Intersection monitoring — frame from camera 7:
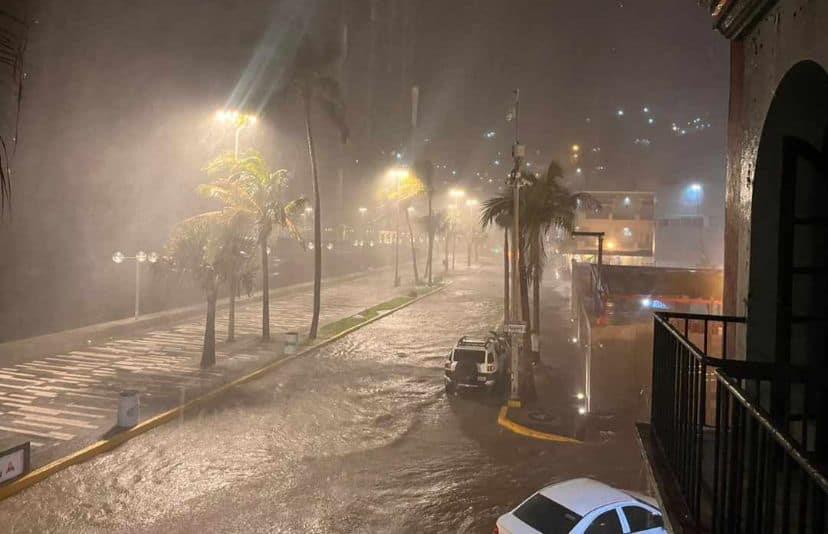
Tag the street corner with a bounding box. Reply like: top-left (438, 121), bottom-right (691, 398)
top-left (497, 404), bottom-right (582, 444)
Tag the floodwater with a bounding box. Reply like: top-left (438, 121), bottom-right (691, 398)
top-left (0, 265), bottom-right (646, 533)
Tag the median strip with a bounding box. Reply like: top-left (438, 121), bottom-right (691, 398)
top-left (0, 282), bottom-right (449, 502)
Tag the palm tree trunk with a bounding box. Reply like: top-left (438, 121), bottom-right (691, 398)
top-left (260, 239), bottom-right (270, 341)
top-left (520, 260), bottom-right (531, 329)
top-left (504, 228), bottom-right (510, 322)
top-left (227, 276), bottom-right (237, 342)
top-left (394, 203), bottom-right (401, 287)
top-left (303, 92), bottom-right (322, 339)
top-left (533, 267), bottom-right (540, 354)
top-left (201, 287), bottom-right (217, 368)
top-left (533, 235), bottom-right (542, 342)
top-left (405, 207), bottom-right (419, 284)
top-left (426, 190), bottom-right (433, 286)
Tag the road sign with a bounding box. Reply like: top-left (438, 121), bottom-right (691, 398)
top-left (504, 322), bottom-right (526, 335)
top-left (0, 442), bottom-right (30, 485)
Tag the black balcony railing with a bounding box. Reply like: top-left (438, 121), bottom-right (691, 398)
top-left (649, 311), bottom-right (828, 533)
top-left (713, 371), bottom-right (827, 533)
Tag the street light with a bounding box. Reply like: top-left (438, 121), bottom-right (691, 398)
top-left (112, 250), bottom-right (158, 319)
top-left (214, 109), bottom-right (257, 158)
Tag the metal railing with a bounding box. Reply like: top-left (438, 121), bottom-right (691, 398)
top-left (650, 311), bottom-right (828, 532)
top-left (713, 371), bottom-right (828, 533)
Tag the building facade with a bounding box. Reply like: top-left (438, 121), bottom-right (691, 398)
top-left (712, 0), bottom-right (828, 365)
top-left (571, 191), bottom-right (656, 265)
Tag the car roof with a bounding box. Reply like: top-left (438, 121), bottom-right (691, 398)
top-left (537, 478), bottom-right (633, 516)
top-left (456, 337), bottom-right (489, 347)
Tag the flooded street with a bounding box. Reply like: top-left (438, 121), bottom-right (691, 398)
top-left (1, 265), bottom-right (645, 533)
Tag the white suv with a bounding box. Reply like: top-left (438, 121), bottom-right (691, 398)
top-left (444, 334), bottom-right (507, 395)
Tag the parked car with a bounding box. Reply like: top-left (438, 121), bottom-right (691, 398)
top-left (444, 333), bottom-right (508, 395)
top-left (495, 478), bottom-right (665, 534)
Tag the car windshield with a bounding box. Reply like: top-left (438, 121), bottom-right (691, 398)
top-left (513, 493), bottom-right (582, 533)
top-left (453, 348), bottom-right (487, 364)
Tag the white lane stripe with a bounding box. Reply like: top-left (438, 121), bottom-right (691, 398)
top-left (0, 425), bottom-right (73, 441)
top-left (7, 412), bottom-right (98, 429)
top-left (2, 402), bottom-right (105, 419)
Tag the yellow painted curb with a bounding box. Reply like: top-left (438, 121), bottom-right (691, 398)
top-left (497, 406), bottom-right (582, 444)
top-left (0, 282), bottom-right (450, 502)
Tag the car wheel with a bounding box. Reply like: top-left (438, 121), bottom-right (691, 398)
top-left (445, 381), bottom-right (456, 395)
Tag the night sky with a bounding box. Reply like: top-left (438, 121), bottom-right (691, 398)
top-left (0, 0), bottom-right (729, 339)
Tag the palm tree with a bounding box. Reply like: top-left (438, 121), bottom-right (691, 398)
top-left (382, 170), bottom-right (425, 285)
top-left (212, 215), bottom-right (257, 342)
top-left (495, 211), bottom-right (511, 323)
top-left (285, 35), bottom-right (349, 340)
top-left (413, 159), bottom-right (435, 285)
top-left (162, 214), bottom-right (226, 368)
top-left (0, 7), bottom-right (30, 214)
top-left (201, 150), bottom-right (305, 342)
top-left (482, 162), bottom-right (597, 343)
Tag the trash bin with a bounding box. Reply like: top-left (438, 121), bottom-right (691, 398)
top-left (284, 331), bottom-right (299, 354)
top-left (117, 390), bottom-right (140, 427)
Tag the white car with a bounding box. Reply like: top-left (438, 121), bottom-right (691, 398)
top-left (495, 478), bottom-right (666, 534)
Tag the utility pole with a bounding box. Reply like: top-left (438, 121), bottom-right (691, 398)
top-left (507, 89), bottom-right (525, 407)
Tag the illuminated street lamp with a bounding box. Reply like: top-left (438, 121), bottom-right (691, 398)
top-left (214, 109), bottom-right (257, 158)
top-left (112, 250), bottom-right (158, 319)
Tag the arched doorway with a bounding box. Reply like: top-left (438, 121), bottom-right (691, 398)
top-left (747, 60), bottom-right (828, 369)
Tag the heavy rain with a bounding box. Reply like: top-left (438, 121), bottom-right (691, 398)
top-left (1, 1), bottom-right (827, 533)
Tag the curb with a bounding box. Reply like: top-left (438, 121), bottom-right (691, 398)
top-left (497, 406), bottom-right (582, 444)
top-left (0, 281), bottom-right (449, 502)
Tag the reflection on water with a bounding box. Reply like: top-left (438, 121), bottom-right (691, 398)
top-left (0, 266), bottom-right (645, 533)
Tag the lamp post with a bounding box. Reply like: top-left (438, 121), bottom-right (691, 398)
top-left (214, 109), bottom-right (257, 158)
top-left (506, 88), bottom-right (525, 407)
top-left (112, 250), bottom-right (158, 319)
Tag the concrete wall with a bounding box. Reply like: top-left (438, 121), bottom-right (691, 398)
top-left (725, 0), bottom-right (828, 360)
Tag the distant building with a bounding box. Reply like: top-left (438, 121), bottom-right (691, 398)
top-left (570, 191), bottom-right (655, 265)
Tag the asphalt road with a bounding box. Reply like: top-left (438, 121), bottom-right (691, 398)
top-left (0, 264), bottom-right (646, 533)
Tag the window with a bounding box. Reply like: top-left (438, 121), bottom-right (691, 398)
top-left (513, 494), bottom-right (581, 533)
top-left (452, 349), bottom-right (486, 364)
top-left (622, 506), bottom-right (663, 532)
top-left (584, 509), bottom-right (623, 534)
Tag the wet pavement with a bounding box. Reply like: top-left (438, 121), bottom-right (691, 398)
top-left (0, 267), bottom-right (414, 468)
top-left (0, 263), bottom-right (647, 533)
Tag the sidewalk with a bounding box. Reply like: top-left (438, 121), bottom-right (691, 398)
top-left (0, 268), bottom-right (417, 468)
top-left (500, 277), bottom-right (585, 442)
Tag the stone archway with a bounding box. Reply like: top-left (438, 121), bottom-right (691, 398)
top-left (746, 60), bottom-right (828, 366)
